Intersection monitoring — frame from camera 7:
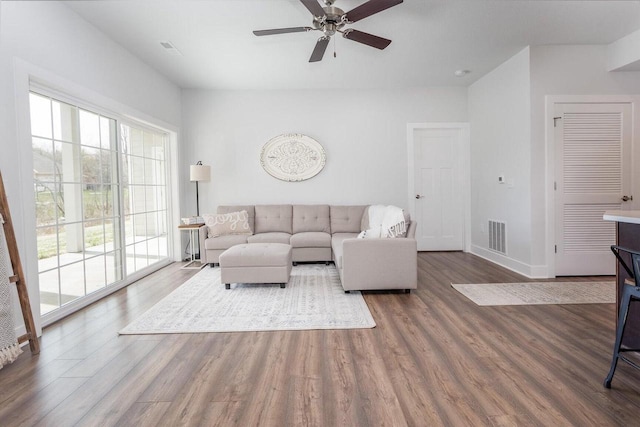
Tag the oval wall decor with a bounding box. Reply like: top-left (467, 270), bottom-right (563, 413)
top-left (260, 133), bottom-right (326, 182)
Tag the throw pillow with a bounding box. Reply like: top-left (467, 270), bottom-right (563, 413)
top-left (203, 210), bottom-right (253, 238)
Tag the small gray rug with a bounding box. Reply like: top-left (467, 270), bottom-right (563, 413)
top-left (451, 281), bottom-right (616, 306)
top-left (120, 264), bottom-right (375, 334)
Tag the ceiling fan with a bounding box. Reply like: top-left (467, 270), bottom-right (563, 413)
top-left (253, 0), bottom-right (403, 62)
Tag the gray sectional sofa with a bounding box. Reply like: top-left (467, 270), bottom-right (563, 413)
top-left (198, 204), bottom-right (417, 292)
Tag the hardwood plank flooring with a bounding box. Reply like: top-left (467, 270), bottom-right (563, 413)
top-left (1, 251), bottom-right (640, 426)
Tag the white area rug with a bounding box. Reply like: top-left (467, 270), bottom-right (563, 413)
top-left (451, 281), bottom-right (616, 306)
top-left (120, 264), bottom-right (375, 334)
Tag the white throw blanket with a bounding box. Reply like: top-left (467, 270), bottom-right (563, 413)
top-left (0, 213), bottom-right (21, 370)
top-left (358, 205), bottom-right (407, 239)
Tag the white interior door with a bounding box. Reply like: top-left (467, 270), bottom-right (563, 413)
top-left (413, 127), bottom-right (464, 251)
top-left (555, 102), bottom-right (633, 276)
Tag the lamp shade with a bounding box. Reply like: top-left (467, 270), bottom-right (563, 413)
top-left (190, 164), bottom-right (211, 182)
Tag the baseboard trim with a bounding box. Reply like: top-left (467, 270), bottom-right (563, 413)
top-left (470, 245), bottom-right (549, 279)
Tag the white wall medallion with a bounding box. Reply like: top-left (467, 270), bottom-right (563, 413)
top-left (260, 133), bottom-right (326, 182)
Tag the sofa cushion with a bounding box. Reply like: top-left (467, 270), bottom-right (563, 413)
top-left (292, 205), bottom-right (331, 233)
top-left (331, 232), bottom-right (358, 268)
top-left (203, 210), bottom-right (252, 238)
top-left (217, 205), bottom-right (255, 233)
top-left (290, 232), bottom-right (331, 248)
top-left (247, 232), bottom-right (292, 244)
top-left (330, 205), bottom-right (367, 234)
top-left (254, 205), bottom-right (293, 234)
top-left (205, 234), bottom-right (249, 250)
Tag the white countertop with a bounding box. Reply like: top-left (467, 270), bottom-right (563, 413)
top-left (603, 210), bottom-right (640, 225)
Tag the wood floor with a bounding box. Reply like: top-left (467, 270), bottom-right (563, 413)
top-left (1, 251), bottom-right (640, 426)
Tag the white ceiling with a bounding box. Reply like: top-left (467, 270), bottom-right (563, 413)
top-left (63, 0), bottom-right (640, 90)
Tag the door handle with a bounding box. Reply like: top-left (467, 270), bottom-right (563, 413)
top-left (416, 195), bottom-right (423, 199)
top-left (622, 195), bottom-right (633, 202)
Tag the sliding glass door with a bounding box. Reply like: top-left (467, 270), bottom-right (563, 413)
top-left (120, 123), bottom-right (169, 274)
top-left (29, 91), bottom-right (170, 317)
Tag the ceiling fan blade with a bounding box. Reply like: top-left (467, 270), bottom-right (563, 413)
top-left (300, 0), bottom-right (326, 18)
top-left (253, 27), bottom-right (312, 36)
top-left (309, 37), bottom-right (330, 62)
top-left (345, 0), bottom-right (403, 23)
top-left (343, 29), bottom-right (391, 50)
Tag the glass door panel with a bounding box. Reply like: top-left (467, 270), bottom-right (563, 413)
top-left (31, 91), bottom-right (170, 318)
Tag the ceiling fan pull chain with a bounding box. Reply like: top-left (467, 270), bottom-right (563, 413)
top-left (333, 36), bottom-right (337, 58)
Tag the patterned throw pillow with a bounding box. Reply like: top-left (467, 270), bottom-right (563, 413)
top-left (203, 210), bottom-right (253, 238)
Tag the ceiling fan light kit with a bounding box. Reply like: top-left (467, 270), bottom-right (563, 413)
top-left (253, 0), bottom-right (402, 62)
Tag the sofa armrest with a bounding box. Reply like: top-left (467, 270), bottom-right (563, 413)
top-left (341, 238), bottom-right (417, 291)
top-left (199, 225), bottom-right (209, 264)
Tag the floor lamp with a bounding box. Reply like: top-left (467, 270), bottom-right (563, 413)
top-left (190, 161), bottom-right (210, 217)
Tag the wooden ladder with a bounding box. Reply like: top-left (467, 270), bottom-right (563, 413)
top-left (0, 170), bottom-right (40, 355)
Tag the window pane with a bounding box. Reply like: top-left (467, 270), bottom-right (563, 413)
top-left (104, 185), bottom-right (120, 219)
top-left (35, 183), bottom-right (58, 228)
top-left (122, 185), bottom-right (131, 216)
top-left (134, 240), bottom-right (148, 270)
top-left (100, 117), bottom-right (116, 151)
top-left (125, 244), bottom-right (136, 274)
top-left (128, 127), bottom-right (144, 156)
top-left (84, 219), bottom-right (106, 254)
top-left (52, 100), bottom-right (78, 143)
top-left (146, 212), bottom-right (158, 237)
top-left (33, 137), bottom-right (56, 187)
top-left (133, 213), bottom-right (147, 241)
top-left (58, 224), bottom-right (84, 267)
top-left (29, 93), bottom-right (52, 138)
top-left (59, 183), bottom-right (83, 223)
top-left (82, 147), bottom-right (101, 187)
top-left (130, 185), bottom-right (146, 214)
top-left (58, 142), bottom-right (82, 183)
top-left (83, 187), bottom-right (106, 221)
top-left (85, 255), bottom-right (106, 294)
top-left (143, 132), bottom-right (157, 159)
top-left (39, 270), bottom-right (59, 315)
top-left (130, 157), bottom-right (145, 185)
top-left (79, 109), bottom-right (100, 148)
top-left (124, 215), bottom-right (135, 246)
top-left (36, 226), bottom-right (58, 264)
top-left (60, 263), bottom-right (85, 304)
top-left (153, 133), bottom-right (165, 160)
top-left (147, 237), bottom-right (160, 261)
top-left (158, 234), bottom-right (168, 258)
top-left (101, 150), bottom-right (116, 184)
top-left (145, 186), bottom-right (157, 213)
top-left (104, 219), bottom-right (119, 252)
top-left (106, 250), bottom-right (123, 284)
top-left (121, 155), bottom-right (130, 187)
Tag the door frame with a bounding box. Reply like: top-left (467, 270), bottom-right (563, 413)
top-left (407, 122), bottom-right (471, 252)
top-left (545, 95), bottom-right (639, 277)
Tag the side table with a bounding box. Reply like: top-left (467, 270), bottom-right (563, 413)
top-left (178, 224), bottom-right (206, 269)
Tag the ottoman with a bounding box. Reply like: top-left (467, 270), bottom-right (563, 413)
top-left (219, 243), bottom-right (292, 289)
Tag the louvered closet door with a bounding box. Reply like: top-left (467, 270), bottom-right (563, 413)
top-left (555, 103), bottom-right (632, 276)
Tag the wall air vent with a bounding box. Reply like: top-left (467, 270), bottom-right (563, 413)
top-left (489, 220), bottom-right (507, 254)
top-left (159, 40), bottom-right (183, 56)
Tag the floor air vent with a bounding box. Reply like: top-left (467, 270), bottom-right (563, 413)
top-left (489, 220), bottom-right (507, 254)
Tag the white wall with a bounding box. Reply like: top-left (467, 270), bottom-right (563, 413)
top-left (0, 2), bottom-right (181, 334)
top-left (607, 28), bottom-right (640, 71)
top-left (181, 88), bottom-right (467, 215)
top-left (468, 47), bottom-right (533, 273)
top-left (529, 45), bottom-right (640, 271)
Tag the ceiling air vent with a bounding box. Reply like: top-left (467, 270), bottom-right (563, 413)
top-left (159, 40), bottom-right (183, 56)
